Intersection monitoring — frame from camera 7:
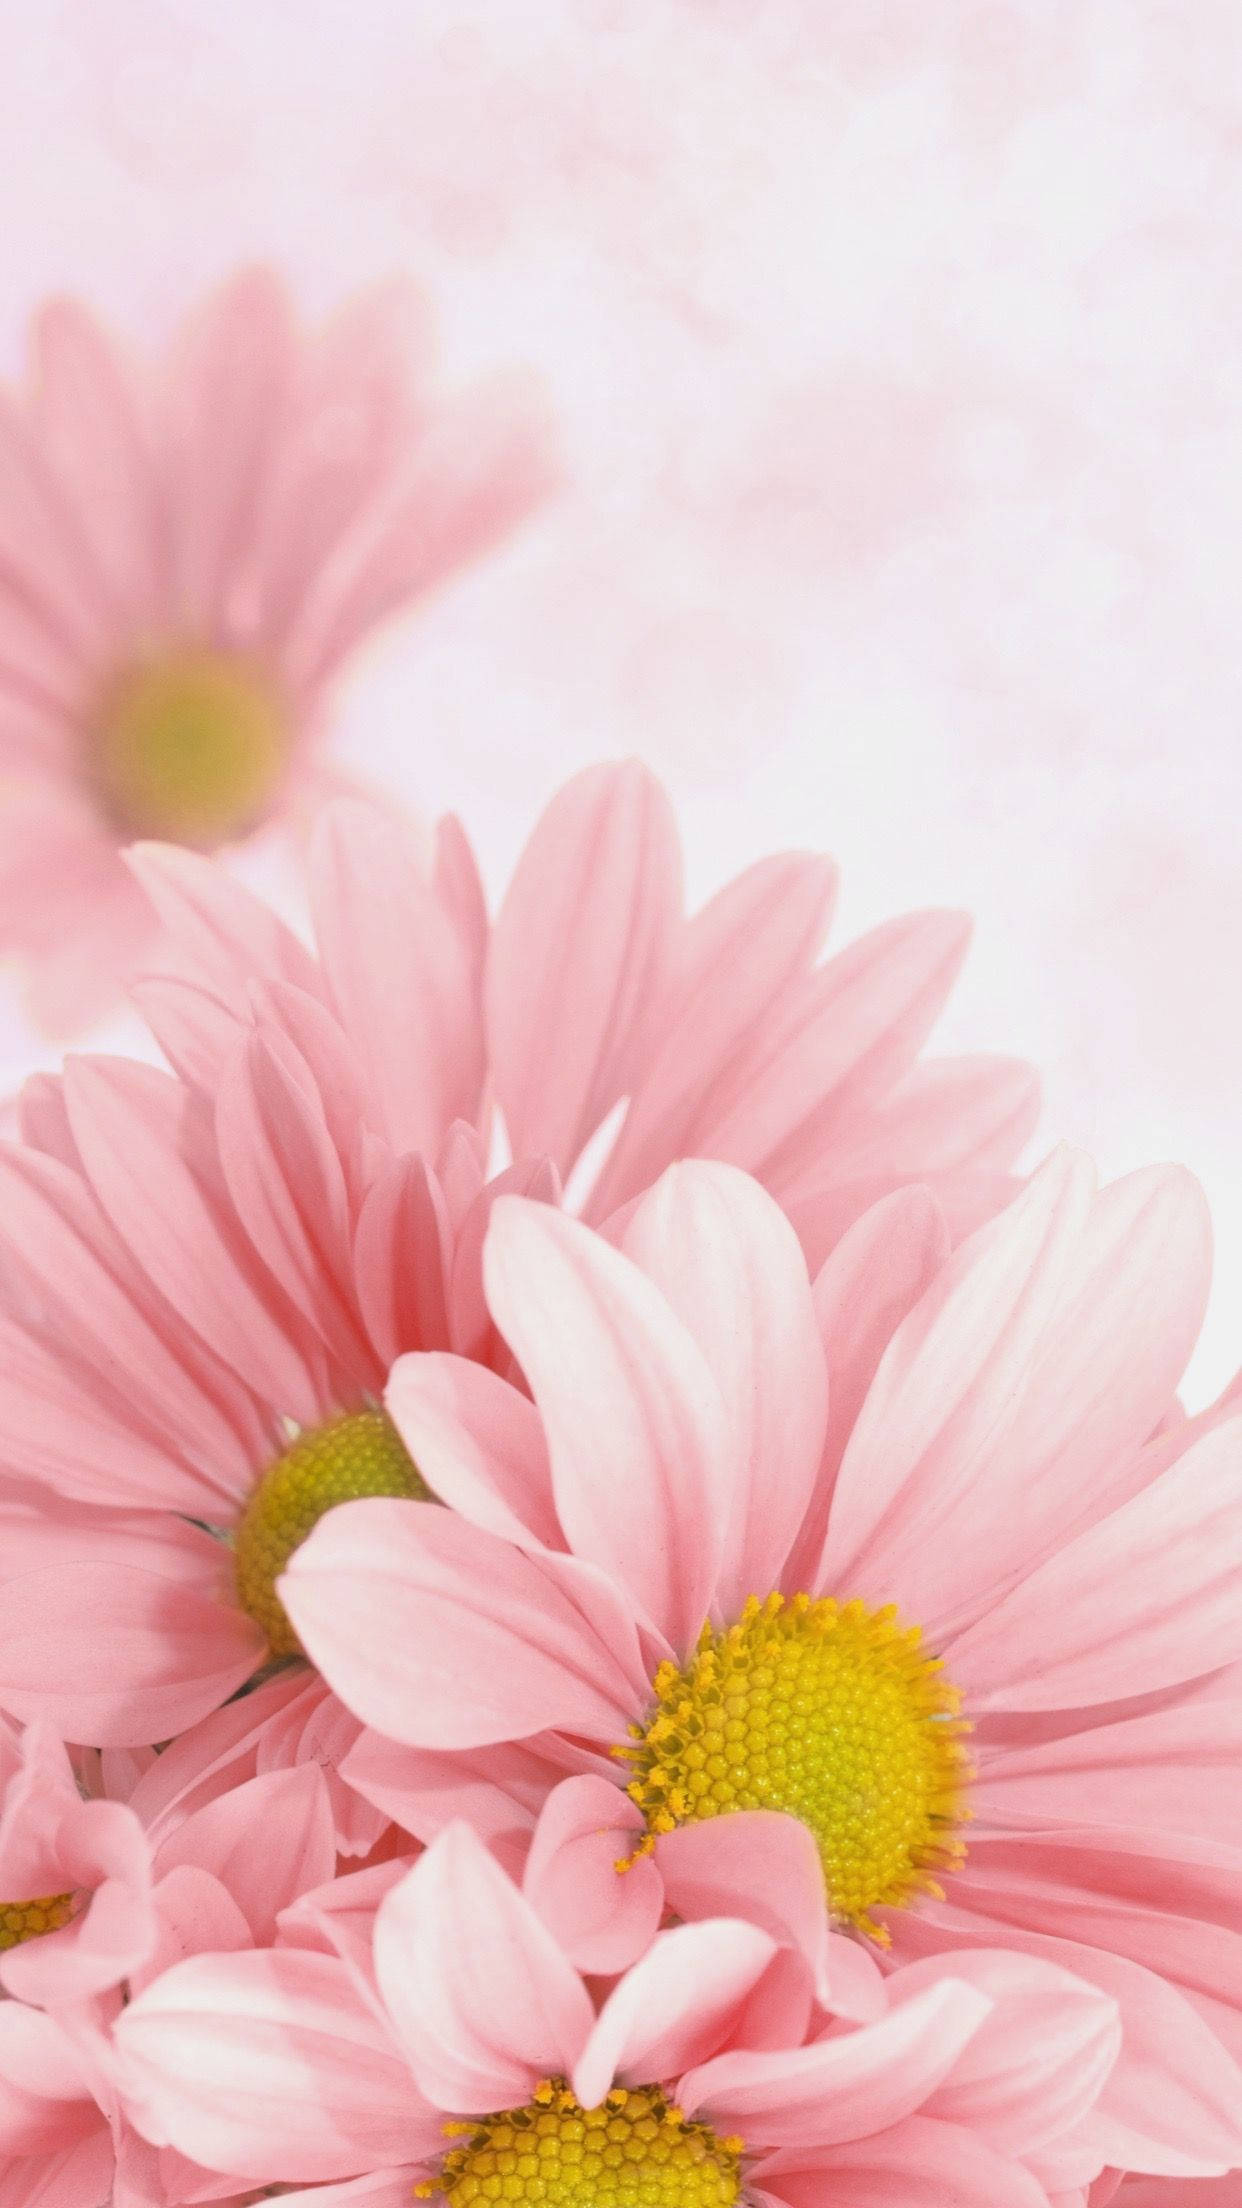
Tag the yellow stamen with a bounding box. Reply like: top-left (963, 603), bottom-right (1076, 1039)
top-left (0, 1892), bottom-right (76, 1949)
top-left (617, 1591), bottom-right (971, 1940)
top-left (234, 1409), bottom-right (427, 1658)
top-left (415, 2079), bottom-right (741, 2205)
top-left (93, 646), bottom-right (287, 844)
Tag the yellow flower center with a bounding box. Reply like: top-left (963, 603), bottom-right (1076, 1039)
top-left (417, 2081), bottom-right (743, 2208)
top-left (93, 647), bottom-right (287, 845)
top-left (0, 1892), bottom-right (76, 1949)
top-left (616, 1592), bottom-right (971, 1942)
top-left (234, 1410), bottom-right (427, 1659)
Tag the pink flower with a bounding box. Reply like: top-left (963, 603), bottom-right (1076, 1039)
top-left (0, 762), bottom-right (1031, 1787)
top-left (113, 1818), bottom-right (1124, 2203)
top-left (278, 1153), bottom-right (1242, 2177)
top-left (0, 267), bottom-right (553, 1032)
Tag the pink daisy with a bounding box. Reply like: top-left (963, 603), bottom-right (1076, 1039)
top-left (113, 1818), bottom-right (1126, 2204)
top-left (0, 762), bottom-right (1032, 1782)
top-left (278, 1153), bottom-right (1242, 2178)
top-left (0, 266), bottom-right (553, 1031)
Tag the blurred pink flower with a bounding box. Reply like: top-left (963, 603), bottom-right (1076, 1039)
top-left (0, 265), bottom-right (554, 1032)
top-left (114, 1816), bottom-right (1122, 2200)
top-left (282, 1153), bottom-right (1242, 2177)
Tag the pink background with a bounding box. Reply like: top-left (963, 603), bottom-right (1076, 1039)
top-left (1, 1), bottom-right (1237, 1397)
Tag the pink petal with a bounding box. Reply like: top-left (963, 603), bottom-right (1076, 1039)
top-left (575, 1919), bottom-right (779, 2109)
top-left (215, 1028), bottom-right (377, 1385)
top-left (0, 1138), bottom-right (266, 1494)
top-left (385, 1352), bottom-right (560, 1548)
top-left (115, 1947), bottom-right (420, 2182)
top-left (950, 1414), bottom-right (1242, 1709)
top-left (294, 368), bottom-right (556, 689)
top-left (126, 840), bottom-right (322, 1013)
top-left (814, 1053), bottom-right (1042, 1183)
top-left (63, 1055), bottom-right (328, 1428)
top-left (281, 1497), bottom-right (646, 1749)
top-left (654, 1814), bottom-right (836, 2010)
top-left (0, 1501), bottom-right (263, 1744)
top-left (374, 1824), bottom-right (594, 2113)
top-left (690, 909), bottom-right (972, 1193)
top-left (819, 1147), bottom-right (1094, 1617)
top-left (587, 849), bottom-right (838, 1223)
top-left (483, 1196), bottom-right (731, 1649)
top-left (891, 1949), bottom-right (1120, 2159)
top-left (1, 1794), bottom-right (156, 2006)
top-left (975, 1697), bottom-right (1242, 1851)
top-left (622, 1162), bottom-right (828, 1612)
top-left (0, 2000), bottom-right (98, 2157)
top-left (766, 2114), bottom-right (1054, 2208)
top-left (137, 1866), bottom-right (252, 1996)
top-left (309, 801), bottom-right (484, 1155)
top-left (152, 1767), bottom-right (336, 1946)
top-left (782, 1185), bottom-right (949, 1585)
top-left (485, 760), bottom-right (681, 1180)
top-left (163, 266), bottom-right (298, 637)
top-left (679, 1977), bottom-right (991, 2147)
top-left (522, 1776), bottom-right (662, 1978)
top-left (353, 1152), bottom-right (451, 1369)
top-left (32, 296), bottom-right (158, 624)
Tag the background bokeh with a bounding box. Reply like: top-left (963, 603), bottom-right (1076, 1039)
top-left (2, 0), bottom-right (1238, 1397)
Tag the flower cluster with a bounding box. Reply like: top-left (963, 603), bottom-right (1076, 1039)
top-left (0, 754), bottom-right (1236, 2208)
top-left (0, 277), bottom-right (1237, 2208)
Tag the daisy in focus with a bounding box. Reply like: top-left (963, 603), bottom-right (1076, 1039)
top-left (114, 1818), bottom-right (1128, 2204)
top-left (0, 267), bottom-right (554, 1030)
top-left (278, 1154), bottom-right (1242, 2174)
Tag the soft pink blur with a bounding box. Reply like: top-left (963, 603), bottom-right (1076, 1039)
top-left (0, 2), bottom-right (1236, 1394)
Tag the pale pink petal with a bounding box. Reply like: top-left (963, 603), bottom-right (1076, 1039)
top-left (341, 1729), bottom-right (578, 1853)
top-left (385, 1351), bottom-right (560, 1547)
top-left (689, 909), bottom-right (972, 1194)
top-left (485, 760), bottom-right (681, 1179)
top-left (587, 850), bottom-right (838, 1223)
top-left (483, 1195), bottom-right (731, 1648)
top-left (136, 1865), bottom-right (252, 1997)
top-left (63, 1055), bottom-right (328, 1427)
top-left (575, 1919), bottom-right (779, 2109)
top-left (782, 1185), bottom-right (950, 1586)
top-left (0, 2003), bottom-right (98, 2156)
top-left (259, 2178), bottom-right (422, 2208)
top-left (0, 1135), bottom-right (265, 1493)
top-left (126, 840), bottom-right (322, 1012)
top-left (309, 800), bottom-right (483, 1155)
top-left (115, 1947), bottom-right (420, 2182)
top-left (891, 1949), bottom-right (1120, 2159)
top-left (126, 1664), bottom-right (312, 1834)
top-left (214, 1027), bottom-right (377, 1385)
top-left (975, 1698), bottom-right (1242, 1851)
top-left (893, 1905), bottom-right (1242, 2177)
top-left (3, 2129), bottom-right (115, 2208)
top-left (163, 266), bottom-right (298, 638)
top-left (293, 369), bottom-right (557, 689)
top-left (32, 297), bottom-right (158, 625)
top-left (281, 1497), bottom-right (646, 1749)
top-left (446, 1155), bottom-right (560, 1368)
top-left (950, 1414), bottom-right (1242, 1708)
top-left (0, 389), bottom-right (109, 655)
top-left (522, 1776), bottom-right (662, 1978)
top-left (654, 1814), bottom-right (837, 2010)
top-left (353, 1161), bottom-right (449, 1381)
top-left (0, 1502), bottom-right (263, 1744)
top-left (375, 1824), bottom-right (594, 2114)
top-left (819, 1148), bottom-right (1094, 1615)
top-left (152, 1767), bottom-right (336, 1945)
top-left (622, 1162), bottom-right (828, 1611)
top-left (764, 2115), bottom-right (1053, 2208)
top-left (815, 1054), bottom-right (1041, 1183)
top-left (682, 1977), bottom-right (990, 2146)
